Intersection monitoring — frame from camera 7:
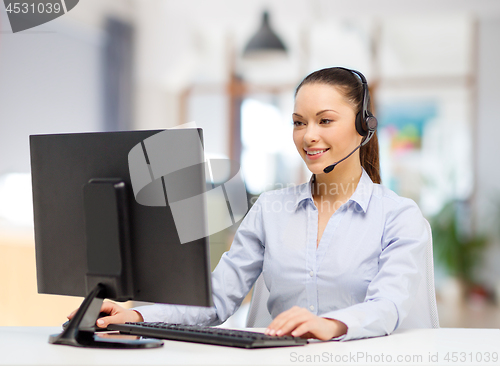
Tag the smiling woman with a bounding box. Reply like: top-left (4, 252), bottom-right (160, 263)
top-left (69, 67), bottom-right (437, 342)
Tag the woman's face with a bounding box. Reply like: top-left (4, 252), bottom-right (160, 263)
top-left (292, 83), bottom-right (361, 175)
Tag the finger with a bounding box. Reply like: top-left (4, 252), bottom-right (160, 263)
top-left (269, 307), bottom-right (308, 335)
top-left (101, 301), bottom-right (120, 315)
top-left (67, 309), bottom-right (77, 319)
top-left (275, 313), bottom-right (312, 337)
top-left (265, 311), bottom-right (293, 335)
top-left (96, 309), bottom-right (142, 328)
top-left (292, 318), bottom-right (337, 340)
top-left (290, 320), bottom-right (315, 338)
top-left (266, 307), bottom-right (299, 335)
top-left (267, 307), bottom-right (308, 336)
top-left (96, 316), bottom-right (115, 328)
top-left (96, 313), bottom-right (124, 328)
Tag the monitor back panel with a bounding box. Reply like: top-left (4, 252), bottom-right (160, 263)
top-left (30, 130), bottom-right (212, 307)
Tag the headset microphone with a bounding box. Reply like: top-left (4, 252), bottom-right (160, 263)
top-left (323, 142), bottom-right (362, 174)
top-left (323, 68), bottom-right (378, 174)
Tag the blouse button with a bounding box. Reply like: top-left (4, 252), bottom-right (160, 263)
top-left (309, 271), bottom-right (314, 277)
top-left (309, 305), bottom-right (315, 311)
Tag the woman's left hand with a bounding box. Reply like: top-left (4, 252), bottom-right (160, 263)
top-left (265, 306), bottom-right (347, 340)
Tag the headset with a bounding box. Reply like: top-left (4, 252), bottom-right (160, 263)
top-left (339, 67), bottom-right (378, 144)
top-left (323, 67), bottom-right (378, 173)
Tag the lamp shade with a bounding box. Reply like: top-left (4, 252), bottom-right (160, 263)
top-left (243, 11), bottom-right (287, 58)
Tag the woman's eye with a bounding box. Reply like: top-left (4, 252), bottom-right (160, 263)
top-left (320, 119), bottom-right (333, 124)
top-left (293, 121), bottom-right (305, 127)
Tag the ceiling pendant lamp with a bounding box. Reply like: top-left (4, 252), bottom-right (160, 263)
top-left (243, 11), bottom-right (287, 59)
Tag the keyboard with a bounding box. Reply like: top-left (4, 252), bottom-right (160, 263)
top-left (107, 322), bottom-right (308, 349)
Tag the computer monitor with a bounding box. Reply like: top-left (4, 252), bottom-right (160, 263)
top-left (29, 129), bottom-right (213, 348)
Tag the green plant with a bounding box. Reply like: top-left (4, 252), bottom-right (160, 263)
top-left (430, 201), bottom-right (488, 287)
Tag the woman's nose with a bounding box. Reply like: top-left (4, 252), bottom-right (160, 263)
top-left (303, 123), bottom-right (320, 144)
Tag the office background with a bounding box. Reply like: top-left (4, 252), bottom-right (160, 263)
top-left (1, 0), bottom-right (500, 329)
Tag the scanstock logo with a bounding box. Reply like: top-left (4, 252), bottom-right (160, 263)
top-left (128, 128), bottom-right (249, 245)
top-left (3, 0), bottom-right (80, 33)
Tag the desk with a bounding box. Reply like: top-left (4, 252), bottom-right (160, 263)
top-left (1, 327), bottom-right (499, 366)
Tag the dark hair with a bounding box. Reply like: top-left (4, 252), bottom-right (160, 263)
top-left (295, 67), bottom-right (381, 184)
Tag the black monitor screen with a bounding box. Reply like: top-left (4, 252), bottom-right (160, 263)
top-left (30, 129), bottom-right (213, 308)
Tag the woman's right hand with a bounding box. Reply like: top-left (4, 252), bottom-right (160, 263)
top-left (67, 301), bottom-right (144, 328)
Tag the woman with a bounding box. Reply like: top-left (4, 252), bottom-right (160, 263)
top-left (69, 67), bottom-right (433, 341)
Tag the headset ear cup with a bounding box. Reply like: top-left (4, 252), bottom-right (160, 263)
top-left (355, 111), bottom-right (367, 136)
top-left (366, 114), bottom-right (378, 131)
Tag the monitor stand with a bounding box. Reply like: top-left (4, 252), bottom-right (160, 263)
top-left (49, 179), bottom-right (163, 349)
top-left (49, 283), bottom-right (163, 348)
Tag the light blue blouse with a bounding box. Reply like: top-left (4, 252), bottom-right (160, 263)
top-left (135, 169), bottom-right (431, 341)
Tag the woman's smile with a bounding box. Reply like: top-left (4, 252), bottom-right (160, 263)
top-left (304, 148), bottom-right (330, 160)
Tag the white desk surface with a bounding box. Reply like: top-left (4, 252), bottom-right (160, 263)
top-left (0, 327), bottom-right (499, 366)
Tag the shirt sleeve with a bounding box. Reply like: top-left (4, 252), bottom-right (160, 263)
top-left (132, 195), bottom-right (266, 326)
top-left (320, 198), bottom-right (428, 341)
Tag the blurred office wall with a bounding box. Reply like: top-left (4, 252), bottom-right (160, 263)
top-left (475, 17), bottom-right (500, 292)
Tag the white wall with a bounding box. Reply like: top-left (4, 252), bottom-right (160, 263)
top-left (475, 17), bottom-right (500, 288)
top-left (0, 10), bottom-right (104, 174)
top-left (476, 17), bottom-right (500, 227)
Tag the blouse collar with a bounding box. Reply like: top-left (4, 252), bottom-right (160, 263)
top-left (294, 168), bottom-right (374, 213)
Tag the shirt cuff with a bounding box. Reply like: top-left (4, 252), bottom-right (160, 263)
top-left (321, 309), bottom-right (362, 341)
top-left (131, 303), bottom-right (220, 326)
top-left (131, 304), bottom-right (170, 323)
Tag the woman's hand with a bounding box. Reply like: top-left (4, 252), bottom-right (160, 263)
top-left (67, 302), bottom-right (143, 328)
top-left (265, 306), bottom-right (347, 340)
